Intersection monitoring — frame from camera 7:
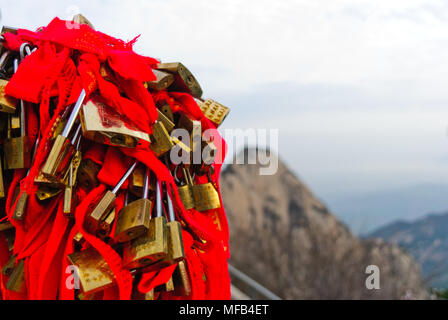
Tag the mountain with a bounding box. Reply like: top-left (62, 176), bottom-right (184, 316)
top-left (220, 149), bottom-right (428, 299)
top-left (369, 212), bottom-right (448, 288)
top-left (323, 184), bottom-right (448, 235)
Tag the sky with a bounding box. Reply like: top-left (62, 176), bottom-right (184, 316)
top-left (2, 0), bottom-right (448, 225)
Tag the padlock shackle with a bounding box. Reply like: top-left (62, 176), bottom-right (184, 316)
top-left (155, 180), bottom-right (162, 218)
top-left (166, 186), bottom-right (176, 222)
top-left (13, 58), bottom-right (26, 137)
top-left (62, 89), bottom-right (86, 138)
top-left (71, 123), bottom-right (82, 145)
top-left (142, 167), bottom-right (150, 199)
top-left (112, 160), bottom-right (137, 194)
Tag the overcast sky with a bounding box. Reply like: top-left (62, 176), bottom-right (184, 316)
top-left (2, 0), bottom-right (448, 201)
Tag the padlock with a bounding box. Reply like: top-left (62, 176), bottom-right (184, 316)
top-left (12, 137), bottom-right (40, 220)
top-left (160, 104), bottom-right (174, 122)
top-left (157, 62), bottom-right (203, 98)
top-left (63, 126), bottom-right (82, 217)
top-left (84, 161), bottom-right (137, 234)
top-left (80, 95), bottom-right (151, 148)
top-left (164, 186), bottom-right (185, 264)
top-left (77, 158), bottom-right (100, 192)
top-left (72, 13), bottom-right (95, 29)
top-left (191, 172), bottom-right (221, 212)
top-left (146, 70), bottom-right (174, 91)
top-left (129, 163), bottom-right (155, 198)
top-left (1, 255), bottom-right (16, 276)
top-left (0, 79), bottom-right (17, 114)
top-left (197, 98), bottom-right (230, 127)
top-left (157, 109), bottom-right (175, 133)
top-left (173, 260), bottom-right (192, 296)
top-left (6, 259), bottom-right (26, 294)
top-left (4, 59), bottom-right (31, 170)
top-left (67, 248), bottom-right (116, 295)
top-left (177, 114), bottom-right (202, 163)
top-left (122, 180), bottom-right (168, 269)
top-left (149, 121), bottom-right (174, 156)
top-left (175, 166), bottom-right (195, 210)
top-left (115, 167), bottom-right (152, 243)
top-left (97, 208), bottom-right (116, 240)
top-left (41, 89), bottom-right (86, 182)
top-left (192, 140), bottom-right (217, 176)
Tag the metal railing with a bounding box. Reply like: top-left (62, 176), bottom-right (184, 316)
top-left (228, 264), bottom-right (282, 300)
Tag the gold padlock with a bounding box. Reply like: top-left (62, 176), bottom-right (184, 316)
top-left (80, 95), bottom-right (151, 148)
top-left (67, 248), bottom-right (116, 295)
top-left (149, 121), bottom-right (174, 156)
top-left (164, 187), bottom-right (185, 264)
top-left (84, 161), bottom-right (137, 234)
top-left (157, 62), bottom-right (203, 98)
top-left (175, 166), bottom-right (195, 210)
top-left (157, 109), bottom-right (175, 133)
top-left (97, 208), bottom-right (116, 240)
top-left (191, 172), bottom-right (221, 212)
top-left (72, 14), bottom-right (95, 29)
top-left (173, 260), bottom-right (192, 296)
top-left (6, 259), bottom-right (26, 294)
top-left (63, 128), bottom-right (82, 217)
top-left (77, 158), bottom-right (100, 192)
top-left (0, 79), bottom-right (17, 114)
top-left (160, 104), bottom-right (174, 122)
top-left (41, 89), bottom-right (86, 182)
top-left (129, 163), bottom-right (155, 198)
top-left (197, 98), bottom-right (230, 127)
top-left (122, 181), bottom-right (168, 269)
top-left (115, 167), bottom-right (152, 243)
top-left (1, 255), bottom-right (16, 276)
top-left (146, 70), bottom-right (175, 91)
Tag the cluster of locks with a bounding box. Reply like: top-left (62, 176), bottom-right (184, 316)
top-left (0, 16), bottom-right (230, 299)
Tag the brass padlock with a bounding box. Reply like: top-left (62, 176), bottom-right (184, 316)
top-left (146, 70), bottom-right (174, 91)
top-left (197, 98), bottom-right (230, 127)
top-left (191, 172), bottom-right (221, 212)
top-left (97, 208), bottom-right (116, 240)
top-left (0, 79), bottom-right (17, 114)
top-left (115, 167), bottom-right (152, 243)
top-left (77, 158), bottom-right (100, 192)
top-left (157, 62), bottom-right (203, 98)
top-left (1, 255), bottom-right (16, 276)
top-left (41, 89), bottom-right (86, 182)
top-left (6, 259), bottom-right (26, 294)
top-left (164, 187), bottom-right (185, 264)
top-left (129, 163), bottom-right (155, 197)
top-left (173, 260), bottom-right (192, 296)
top-left (4, 59), bottom-right (31, 170)
top-left (157, 109), bottom-right (175, 133)
top-left (80, 95), bottom-right (151, 148)
top-left (84, 161), bottom-right (137, 234)
top-left (175, 166), bottom-right (195, 210)
top-left (160, 104), bottom-right (174, 122)
top-left (13, 138), bottom-right (41, 220)
top-left (149, 121), bottom-right (174, 156)
top-left (67, 248), bottom-right (116, 295)
top-left (63, 127), bottom-right (82, 217)
top-left (72, 14), bottom-right (95, 29)
top-left (177, 114), bottom-right (201, 155)
top-left (122, 181), bottom-right (168, 269)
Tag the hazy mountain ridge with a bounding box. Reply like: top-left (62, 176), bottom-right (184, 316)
top-left (221, 150), bottom-right (428, 299)
top-left (369, 212), bottom-right (448, 288)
